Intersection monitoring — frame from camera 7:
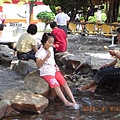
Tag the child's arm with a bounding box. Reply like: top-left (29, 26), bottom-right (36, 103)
top-left (36, 52), bottom-right (51, 67)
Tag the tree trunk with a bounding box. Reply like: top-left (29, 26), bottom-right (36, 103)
top-left (107, 1), bottom-right (114, 23)
top-left (44, 23), bottom-right (48, 32)
top-left (29, 2), bottom-right (34, 24)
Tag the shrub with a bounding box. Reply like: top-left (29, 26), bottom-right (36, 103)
top-left (37, 11), bottom-right (55, 24)
top-left (88, 16), bottom-right (97, 22)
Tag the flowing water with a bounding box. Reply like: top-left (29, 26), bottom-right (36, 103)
top-left (3, 89), bottom-right (120, 120)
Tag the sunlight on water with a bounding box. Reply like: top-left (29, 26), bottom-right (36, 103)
top-left (85, 52), bottom-right (113, 59)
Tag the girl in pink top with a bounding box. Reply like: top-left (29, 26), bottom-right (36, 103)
top-left (35, 33), bottom-right (79, 109)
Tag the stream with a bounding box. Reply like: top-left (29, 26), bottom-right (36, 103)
top-left (3, 89), bottom-right (120, 120)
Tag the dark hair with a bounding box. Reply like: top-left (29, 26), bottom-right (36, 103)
top-left (117, 27), bottom-right (120, 34)
top-left (41, 33), bottom-right (54, 45)
top-left (50, 21), bottom-right (57, 29)
top-left (27, 24), bottom-right (37, 35)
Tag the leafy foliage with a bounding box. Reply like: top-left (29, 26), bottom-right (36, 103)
top-left (101, 13), bottom-right (107, 22)
top-left (36, 11), bottom-right (55, 24)
top-left (88, 16), bottom-right (97, 22)
top-left (43, 0), bottom-right (90, 21)
top-left (88, 12), bottom-right (107, 22)
top-left (79, 16), bottom-right (84, 21)
top-left (118, 16), bottom-right (120, 21)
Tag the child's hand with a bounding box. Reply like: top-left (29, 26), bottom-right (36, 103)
top-left (46, 51), bottom-right (51, 59)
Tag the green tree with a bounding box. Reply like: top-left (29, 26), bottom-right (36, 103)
top-left (43, 0), bottom-right (91, 21)
top-left (37, 11), bottom-right (55, 32)
top-left (43, 0), bottom-right (120, 23)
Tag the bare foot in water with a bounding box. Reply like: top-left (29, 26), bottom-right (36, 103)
top-left (64, 101), bottom-right (74, 106)
top-left (76, 85), bottom-right (89, 91)
top-left (77, 84), bottom-right (97, 92)
top-left (65, 101), bottom-right (80, 109)
top-left (77, 87), bottom-right (83, 91)
top-left (87, 85), bottom-right (97, 92)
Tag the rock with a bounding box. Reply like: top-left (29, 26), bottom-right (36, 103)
top-left (0, 99), bottom-right (19, 119)
top-left (0, 45), bottom-right (15, 66)
top-left (3, 89), bottom-right (49, 114)
top-left (1, 56), bottom-right (13, 67)
top-left (14, 60), bottom-right (38, 76)
top-left (74, 63), bottom-right (92, 75)
top-left (24, 70), bottom-right (49, 95)
top-left (0, 100), bottom-right (9, 119)
top-left (66, 59), bottom-right (81, 69)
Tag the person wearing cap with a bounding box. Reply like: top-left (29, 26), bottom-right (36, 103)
top-left (54, 6), bottom-right (70, 35)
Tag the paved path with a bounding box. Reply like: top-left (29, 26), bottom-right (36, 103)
top-left (0, 26), bottom-right (44, 44)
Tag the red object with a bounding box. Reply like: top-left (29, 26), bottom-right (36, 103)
top-left (4, 0), bottom-right (44, 5)
top-left (0, 6), bottom-right (2, 12)
top-left (42, 71), bottom-right (66, 88)
top-left (51, 27), bottom-right (67, 52)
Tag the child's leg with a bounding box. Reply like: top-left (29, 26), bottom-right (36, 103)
top-left (55, 71), bottom-right (76, 104)
top-left (54, 86), bottom-right (74, 106)
top-left (42, 75), bottom-right (74, 106)
top-left (62, 83), bottom-right (76, 104)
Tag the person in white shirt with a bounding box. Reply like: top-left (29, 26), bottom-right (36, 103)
top-left (54, 6), bottom-right (70, 35)
top-left (35, 33), bottom-right (79, 109)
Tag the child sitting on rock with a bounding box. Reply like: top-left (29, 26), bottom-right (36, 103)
top-left (35, 33), bottom-right (79, 109)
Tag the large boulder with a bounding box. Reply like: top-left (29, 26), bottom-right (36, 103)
top-left (0, 100), bottom-right (19, 119)
top-left (0, 100), bottom-right (10, 119)
top-left (24, 70), bottom-right (49, 96)
top-left (24, 70), bottom-right (65, 99)
top-left (3, 89), bottom-right (49, 114)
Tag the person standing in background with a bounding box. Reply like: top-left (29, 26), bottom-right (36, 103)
top-left (54, 6), bottom-right (70, 35)
top-left (50, 21), bottom-right (68, 53)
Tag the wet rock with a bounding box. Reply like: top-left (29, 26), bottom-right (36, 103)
top-left (66, 59), bottom-right (81, 70)
top-left (3, 89), bottom-right (49, 114)
top-left (74, 63), bottom-right (92, 75)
